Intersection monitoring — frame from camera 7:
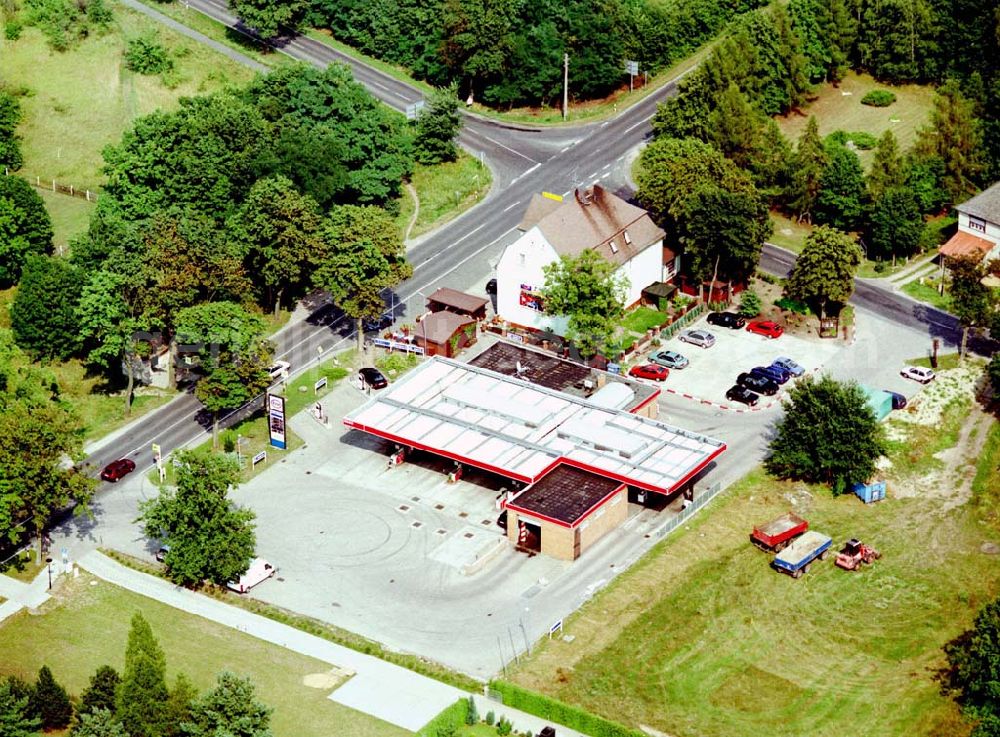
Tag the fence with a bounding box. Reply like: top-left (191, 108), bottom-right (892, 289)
top-left (650, 479), bottom-right (724, 541)
top-left (3, 168), bottom-right (101, 202)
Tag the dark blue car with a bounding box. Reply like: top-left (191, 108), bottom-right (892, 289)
top-left (750, 365), bottom-right (791, 385)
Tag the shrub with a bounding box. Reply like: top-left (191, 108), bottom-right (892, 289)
top-left (738, 289), bottom-right (761, 317)
top-left (221, 431), bottom-right (237, 454)
top-left (775, 296), bottom-right (809, 314)
top-left (861, 90), bottom-right (897, 107)
top-left (488, 681), bottom-right (644, 737)
top-left (418, 699), bottom-right (468, 737)
top-left (497, 716), bottom-right (512, 736)
top-left (124, 32), bottom-right (173, 75)
top-left (849, 131), bottom-right (878, 149)
top-left (485, 710), bottom-right (495, 726)
top-left (465, 696), bottom-right (478, 725)
top-left (5, 19), bottom-right (22, 40)
top-left (988, 354), bottom-right (1000, 396)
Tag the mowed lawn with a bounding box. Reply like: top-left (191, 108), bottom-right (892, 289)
top-left (37, 189), bottom-right (96, 248)
top-left (776, 71), bottom-right (935, 169)
top-left (510, 418), bottom-right (1000, 735)
top-left (2, 0), bottom-right (256, 189)
top-left (0, 574), bottom-right (409, 737)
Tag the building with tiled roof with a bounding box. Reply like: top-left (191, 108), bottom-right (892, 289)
top-left (496, 186), bottom-right (671, 333)
top-left (940, 182), bottom-right (1000, 262)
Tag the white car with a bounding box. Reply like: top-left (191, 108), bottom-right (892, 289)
top-left (900, 366), bottom-right (935, 384)
top-left (226, 558), bottom-right (276, 594)
top-left (268, 360), bottom-right (291, 381)
top-left (679, 329), bottom-right (716, 349)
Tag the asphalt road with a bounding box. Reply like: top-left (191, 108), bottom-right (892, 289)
top-left (82, 1), bottom-right (992, 492)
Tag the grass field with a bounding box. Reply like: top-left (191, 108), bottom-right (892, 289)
top-left (776, 72), bottom-right (936, 169)
top-left (2, 1), bottom-right (255, 188)
top-left (37, 189), bottom-right (96, 248)
top-left (0, 575), bottom-right (408, 737)
top-left (397, 153), bottom-right (492, 239)
top-left (509, 380), bottom-right (999, 737)
top-left (902, 277), bottom-right (952, 311)
top-left (973, 420), bottom-right (1000, 531)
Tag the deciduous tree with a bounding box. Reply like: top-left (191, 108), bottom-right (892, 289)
top-left (542, 249), bottom-right (627, 358)
top-left (313, 205), bottom-right (412, 352)
top-left (784, 225), bottom-right (862, 317)
top-left (229, 0), bottom-right (308, 38)
top-left (0, 175), bottom-right (53, 286)
top-left (413, 84), bottom-right (462, 165)
top-left (194, 341), bottom-right (273, 448)
top-left (867, 188), bottom-right (924, 261)
top-left (0, 91), bottom-right (24, 171)
top-left (947, 253), bottom-right (993, 358)
top-left (945, 596), bottom-right (1000, 735)
top-left (815, 143), bottom-right (866, 231)
top-left (137, 451), bottom-right (257, 588)
top-left (766, 375), bottom-right (887, 494)
top-left (10, 254), bottom-right (83, 360)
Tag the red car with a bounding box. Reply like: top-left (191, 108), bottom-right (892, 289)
top-left (746, 321), bottom-right (784, 339)
top-left (101, 458), bottom-right (136, 482)
top-left (629, 364), bottom-right (669, 381)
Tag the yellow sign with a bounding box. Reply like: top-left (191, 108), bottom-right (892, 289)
top-left (542, 192), bottom-right (563, 202)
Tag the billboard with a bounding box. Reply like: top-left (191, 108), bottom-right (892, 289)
top-left (267, 393), bottom-right (286, 449)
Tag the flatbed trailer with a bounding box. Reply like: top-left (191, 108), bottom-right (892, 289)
top-left (751, 512), bottom-right (808, 551)
top-left (773, 531), bottom-right (832, 578)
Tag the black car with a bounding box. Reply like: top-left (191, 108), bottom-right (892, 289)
top-left (496, 509), bottom-right (508, 530)
top-left (359, 367), bottom-right (388, 389)
top-left (725, 385), bottom-right (760, 406)
top-left (885, 390), bottom-right (907, 409)
top-left (706, 312), bottom-right (746, 329)
top-left (750, 365), bottom-right (791, 385)
top-left (363, 314), bottom-right (393, 333)
top-left (737, 372), bottom-right (779, 396)
top-left (485, 278), bottom-right (498, 296)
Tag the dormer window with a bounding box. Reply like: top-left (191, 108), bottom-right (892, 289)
top-left (969, 216), bottom-right (986, 233)
top-left (623, 230), bottom-right (632, 245)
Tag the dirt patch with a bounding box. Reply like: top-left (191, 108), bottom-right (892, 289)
top-left (302, 667), bottom-right (352, 689)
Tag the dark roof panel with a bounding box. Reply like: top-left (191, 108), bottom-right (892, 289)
top-left (508, 464), bottom-right (624, 526)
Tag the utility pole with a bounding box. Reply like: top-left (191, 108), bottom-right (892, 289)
top-left (562, 53), bottom-right (569, 121)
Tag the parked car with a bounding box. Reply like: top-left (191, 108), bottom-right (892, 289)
top-left (155, 545), bottom-right (170, 562)
top-left (226, 558), bottom-right (276, 594)
top-left (771, 356), bottom-right (805, 377)
top-left (359, 367), bottom-right (388, 390)
top-left (363, 314), bottom-right (393, 333)
top-left (485, 278), bottom-right (498, 296)
top-left (900, 366), bottom-right (935, 383)
top-left (268, 360), bottom-right (291, 381)
top-left (746, 320), bottom-right (784, 339)
top-left (679, 329), bottom-right (716, 348)
top-left (629, 364), bottom-right (669, 381)
top-left (725, 385), bottom-right (760, 406)
top-left (706, 311), bottom-right (746, 329)
top-left (885, 390), bottom-right (907, 409)
top-left (650, 349), bottom-right (689, 369)
top-left (496, 509), bottom-right (508, 530)
top-left (101, 458), bottom-right (136, 482)
top-left (750, 365), bottom-right (791, 385)
top-left (737, 372), bottom-right (779, 396)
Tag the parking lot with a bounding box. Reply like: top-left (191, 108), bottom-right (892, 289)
top-left (632, 315), bottom-right (848, 405)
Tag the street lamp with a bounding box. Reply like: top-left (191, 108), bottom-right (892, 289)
top-left (45, 556), bottom-right (52, 590)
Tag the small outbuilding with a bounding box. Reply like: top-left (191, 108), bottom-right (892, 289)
top-left (851, 479), bottom-right (887, 504)
top-left (425, 287), bottom-right (489, 321)
top-left (504, 464), bottom-right (627, 560)
top-left (416, 311), bottom-right (478, 358)
top-left (861, 386), bottom-right (893, 422)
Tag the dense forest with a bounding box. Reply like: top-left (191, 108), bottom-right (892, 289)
top-left (301, 0), bottom-right (767, 107)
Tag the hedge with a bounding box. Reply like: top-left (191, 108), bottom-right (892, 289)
top-left (488, 681), bottom-right (645, 737)
top-left (417, 698), bottom-right (469, 736)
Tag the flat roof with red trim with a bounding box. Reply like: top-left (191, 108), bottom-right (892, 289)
top-left (342, 357), bottom-right (725, 495)
top-left (506, 464), bottom-right (624, 527)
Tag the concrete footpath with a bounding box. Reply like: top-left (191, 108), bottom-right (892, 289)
top-left (74, 552), bottom-right (586, 736)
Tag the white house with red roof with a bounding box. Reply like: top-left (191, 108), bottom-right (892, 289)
top-left (940, 182), bottom-right (1000, 262)
top-left (496, 185), bottom-right (671, 333)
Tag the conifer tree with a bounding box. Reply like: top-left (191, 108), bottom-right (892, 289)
top-left (788, 117), bottom-right (827, 223)
top-left (30, 665), bottom-right (73, 730)
top-left (117, 613), bottom-right (169, 737)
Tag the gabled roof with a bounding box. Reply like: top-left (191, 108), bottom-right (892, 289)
top-left (531, 185), bottom-right (665, 267)
top-left (955, 182), bottom-right (1000, 223)
top-left (518, 194), bottom-right (563, 232)
top-left (939, 231), bottom-right (993, 259)
top-left (426, 287), bottom-right (488, 315)
top-left (419, 311), bottom-right (474, 344)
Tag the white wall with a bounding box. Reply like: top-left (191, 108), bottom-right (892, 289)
top-left (497, 229), bottom-right (665, 333)
top-left (617, 240), bottom-right (664, 307)
top-left (957, 212), bottom-right (1000, 260)
top-left (496, 227), bottom-right (569, 333)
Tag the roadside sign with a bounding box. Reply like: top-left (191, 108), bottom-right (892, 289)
top-left (314, 376), bottom-right (327, 393)
top-left (549, 619), bottom-right (563, 638)
top-left (624, 60), bottom-right (639, 75)
top-left (151, 443), bottom-right (162, 469)
top-left (252, 451), bottom-right (267, 468)
top-left (405, 100), bottom-right (425, 120)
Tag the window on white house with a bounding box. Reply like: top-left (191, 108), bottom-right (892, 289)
top-left (519, 253), bottom-right (526, 266)
top-left (610, 240), bottom-right (619, 254)
top-left (969, 216), bottom-right (987, 233)
top-left (623, 230), bottom-right (632, 245)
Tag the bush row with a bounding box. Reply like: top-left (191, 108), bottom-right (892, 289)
top-left (488, 681), bottom-right (645, 737)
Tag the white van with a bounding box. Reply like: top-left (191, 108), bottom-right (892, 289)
top-left (226, 558), bottom-right (276, 593)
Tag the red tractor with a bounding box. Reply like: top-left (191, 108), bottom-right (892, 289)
top-left (834, 538), bottom-right (881, 571)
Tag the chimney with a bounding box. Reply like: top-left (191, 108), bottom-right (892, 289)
top-left (575, 187), bottom-right (594, 206)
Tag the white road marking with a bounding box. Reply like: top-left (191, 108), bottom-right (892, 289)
top-left (510, 162), bottom-right (540, 183)
top-left (482, 134), bottom-right (538, 164)
top-left (502, 200), bottom-right (523, 213)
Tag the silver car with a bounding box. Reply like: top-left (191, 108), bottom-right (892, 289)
top-left (650, 349), bottom-right (689, 369)
top-left (679, 329), bottom-right (716, 349)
